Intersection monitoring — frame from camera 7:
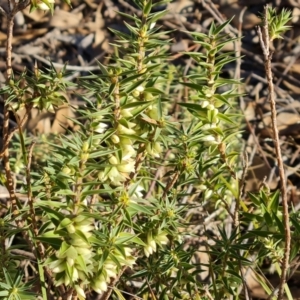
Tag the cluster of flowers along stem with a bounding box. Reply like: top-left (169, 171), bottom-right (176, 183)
top-left (43, 3), bottom-right (173, 298)
top-left (46, 212), bottom-right (136, 296)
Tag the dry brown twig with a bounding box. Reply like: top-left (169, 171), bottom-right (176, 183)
top-left (2, 0), bottom-right (31, 229)
top-left (257, 5), bottom-right (290, 300)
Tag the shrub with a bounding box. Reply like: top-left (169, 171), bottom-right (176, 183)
top-left (0, 1), bottom-right (295, 299)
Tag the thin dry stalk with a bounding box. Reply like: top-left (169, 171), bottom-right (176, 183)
top-left (3, 1), bottom-right (21, 225)
top-left (257, 6), bottom-right (290, 300)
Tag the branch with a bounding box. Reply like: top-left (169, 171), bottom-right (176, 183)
top-left (257, 6), bottom-right (290, 300)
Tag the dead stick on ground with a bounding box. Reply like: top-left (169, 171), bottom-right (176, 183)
top-left (257, 6), bottom-right (290, 300)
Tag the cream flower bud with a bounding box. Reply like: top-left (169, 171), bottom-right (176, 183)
top-left (207, 104), bottom-right (215, 110)
top-left (67, 257), bottom-right (75, 267)
top-left (205, 189), bottom-right (213, 199)
top-left (201, 101), bottom-right (209, 108)
top-left (132, 90), bottom-right (140, 97)
top-left (198, 184), bottom-right (207, 190)
top-left (64, 275), bottom-right (70, 286)
top-left (82, 141), bottom-right (89, 152)
top-left (72, 267), bottom-right (79, 281)
top-left (154, 142), bottom-right (162, 153)
top-left (120, 109), bottom-right (133, 118)
top-left (205, 89), bottom-right (213, 98)
top-left (148, 106), bottom-right (159, 120)
top-left (66, 224), bottom-right (76, 234)
top-left (109, 155), bottom-right (118, 165)
top-left (80, 152), bottom-right (89, 162)
top-left (111, 134), bottom-right (120, 144)
top-left (98, 171), bottom-right (107, 182)
top-left (62, 166), bottom-right (71, 175)
top-left (117, 123), bottom-right (136, 135)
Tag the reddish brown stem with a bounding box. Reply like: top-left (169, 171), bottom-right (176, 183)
top-left (257, 6), bottom-right (290, 300)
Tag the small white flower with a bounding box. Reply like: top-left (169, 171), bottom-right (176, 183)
top-left (75, 223), bottom-right (94, 234)
top-left (198, 184), bottom-right (207, 191)
top-left (117, 159), bottom-right (135, 173)
top-left (146, 141), bottom-right (162, 158)
top-left (107, 167), bottom-right (126, 185)
top-left (204, 189), bottom-right (213, 200)
top-left (121, 144), bottom-right (136, 160)
top-left (133, 185), bottom-right (144, 198)
top-left (67, 257), bottom-right (74, 267)
top-left (75, 286), bottom-right (85, 299)
top-left (95, 122), bottom-right (108, 133)
top-left (149, 22), bottom-right (156, 29)
top-left (144, 244), bottom-right (154, 257)
top-left (52, 264), bottom-right (65, 273)
top-left (201, 135), bottom-right (215, 142)
top-left (202, 123), bottom-right (217, 130)
top-left (155, 232), bottom-right (169, 245)
top-left (148, 239), bottom-right (157, 252)
top-left (136, 85), bottom-right (144, 92)
top-left (76, 247), bottom-right (93, 256)
top-left (92, 276), bottom-right (108, 293)
top-left (201, 101), bottom-right (209, 108)
top-left (72, 267), bottom-right (79, 281)
top-left (103, 262), bottom-right (117, 278)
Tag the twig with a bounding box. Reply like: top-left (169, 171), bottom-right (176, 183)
top-left (201, 0), bottom-right (238, 36)
top-left (257, 6), bottom-right (290, 300)
top-left (145, 150), bottom-right (171, 199)
top-left (162, 170), bottom-right (180, 199)
top-left (10, 248), bottom-right (36, 260)
top-left (32, 54), bottom-right (101, 71)
top-left (3, 1), bottom-right (20, 226)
